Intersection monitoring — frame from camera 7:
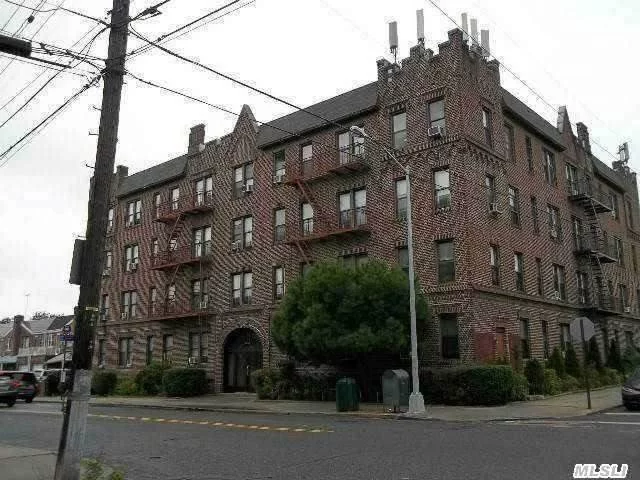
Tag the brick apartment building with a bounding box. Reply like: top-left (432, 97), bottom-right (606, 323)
top-left (96, 28), bottom-right (639, 392)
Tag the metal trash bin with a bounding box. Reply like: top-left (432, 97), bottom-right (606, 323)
top-left (336, 377), bottom-right (360, 412)
top-left (382, 369), bottom-right (409, 412)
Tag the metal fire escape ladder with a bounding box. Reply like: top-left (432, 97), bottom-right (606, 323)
top-left (585, 198), bottom-right (613, 311)
top-left (167, 212), bottom-right (185, 291)
top-left (292, 177), bottom-right (320, 265)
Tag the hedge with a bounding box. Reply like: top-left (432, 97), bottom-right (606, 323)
top-left (543, 369), bottom-right (561, 396)
top-left (251, 366), bottom-right (337, 401)
top-left (135, 363), bottom-right (168, 395)
top-left (92, 371), bottom-right (118, 396)
top-left (420, 365), bottom-right (515, 406)
top-left (524, 359), bottom-right (545, 395)
top-left (162, 368), bottom-right (208, 397)
top-left (511, 373), bottom-right (529, 401)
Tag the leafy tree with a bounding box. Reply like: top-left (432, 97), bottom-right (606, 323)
top-left (546, 347), bottom-right (565, 378)
top-left (524, 358), bottom-right (545, 395)
top-left (606, 339), bottom-right (623, 373)
top-left (586, 337), bottom-right (603, 371)
top-left (272, 261), bottom-right (428, 395)
top-left (564, 344), bottom-right (582, 379)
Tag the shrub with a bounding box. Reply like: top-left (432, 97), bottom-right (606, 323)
top-left (251, 368), bottom-right (281, 399)
top-left (621, 346), bottom-right (640, 375)
top-left (599, 367), bottom-right (623, 386)
top-left (162, 368), bottom-right (208, 397)
top-left (546, 347), bottom-right (565, 378)
top-left (511, 373), bottom-right (529, 401)
top-left (582, 367), bottom-right (601, 389)
top-left (586, 337), bottom-right (603, 371)
top-left (543, 369), bottom-right (561, 396)
top-left (565, 344), bottom-right (582, 379)
top-left (524, 359), bottom-right (545, 395)
top-left (92, 371), bottom-right (118, 396)
top-left (44, 371), bottom-right (61, 396)
top-left (606, 339), bottom-right (623, 373)
top-left (135, 362), bottom-right (168, 395)
top-left (251, 366), bottom-right (337, 401)
top-left (420, 365), bottom-right (515, 406)
top-left (114, 376), bottom-right (139, 396)
top-left (560, 375), bottom-right (580, 392)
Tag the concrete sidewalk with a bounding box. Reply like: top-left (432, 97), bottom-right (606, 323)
top-left (0, 444), bottom-right (55, 480)
top-left (35, 386), bottom-right (622, 421)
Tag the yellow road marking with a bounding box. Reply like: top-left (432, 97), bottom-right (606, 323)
top-left (141, 417), bottom-right (151, 421)
top-left (199, 421), bottom-right (209, 425)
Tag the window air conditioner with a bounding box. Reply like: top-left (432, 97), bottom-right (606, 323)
top-left (550, 291), bottom-right (561, 301)
top-left (200, 299), bottom-right (208, 309)
top-left (550, 229), bottom-right (558, 239)
top-left (188, 357), bottom-right (199, 365)
top-left (427, 126), bottom-right (444, 138)
top-left (273, 173), bottom-right (285, 184)
top-left (489, 203), bottom-right (501, 214)
top-left (232, 240), bottom-right (241, 251)
top-left (121, 312), bottom-right (129, 320)
top-left (244, 182), bottom-right (254, 193)
top-left (624, 306), bottom-right (631, 313)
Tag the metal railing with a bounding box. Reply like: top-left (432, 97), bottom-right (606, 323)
top-left (155, 191), bottom-right (214, 219)
top-left (566, 178), bottom-right (613, 209)
top-left (151, 241), bottom-right (212, 268)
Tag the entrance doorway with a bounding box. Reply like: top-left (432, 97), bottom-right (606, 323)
top-left (223, 328), bottom-right (263, 392)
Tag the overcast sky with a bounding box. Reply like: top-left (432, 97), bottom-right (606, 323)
top-left (0, 0), bottom-right (637, 319)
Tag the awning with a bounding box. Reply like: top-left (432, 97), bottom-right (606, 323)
top-left (0, 355), bottom-right (17, 364)
top-left (45, 353), bottom-right (72, 365)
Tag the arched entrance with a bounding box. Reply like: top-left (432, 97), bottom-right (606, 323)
top-left (223, 328), bottom-right (263, 392)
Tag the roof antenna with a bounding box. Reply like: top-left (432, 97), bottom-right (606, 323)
top-left (416, 9), bottom-right (425, 46)
top-left (618, 142), bottom-right (630, 163)
top-left (389, 21), bottom-right (398, 63)
top-left (461, 13), bottom-right (469, 43)
top-left (480, 29), bottom-right (490, 58)
top-left (470, 18), bottom-right (479, 49)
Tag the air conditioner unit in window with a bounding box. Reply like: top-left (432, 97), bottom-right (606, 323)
top-left (624, 306), bottom-right (631, 313)
top-left (550, 291), bottom-right (561, 301)
top-left (200, 299), bottom-right (208, 309)
top-left (488, 203), bottom-right (502, 214)
top-left (273, 173), bottom-right (285, 184)
top-left (102, 268), bottom-right (111, 276)
top-left (550, 229), bottom-right (558, 239)
top-left (231, 240), bottom-right (241, 251)
top-left (427, 126), bottom-right (444, 139)
top-left (188, 357), bottom-right (199, 366)
top-left (244, 182), bottom-right (254, 193)
top-left (130, 263), bottom-right (138, 272)
top-left (121, 312), bottom-right (129, 320)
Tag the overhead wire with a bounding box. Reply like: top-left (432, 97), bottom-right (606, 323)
top-left (1, 0), bottom-right (108, 25)
top-left (0, 0), bottom-right (25, 31)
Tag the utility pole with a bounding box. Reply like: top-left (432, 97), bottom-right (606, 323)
top-left (55, 1), bottom-right (130, 479)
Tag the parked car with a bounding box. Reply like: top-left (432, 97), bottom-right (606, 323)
top-left (0, 371), bottom-right (39, 403)
top-left (622, 367), bottom-right (640, 411)
top-left (0, 376), bottom-right (18, 407)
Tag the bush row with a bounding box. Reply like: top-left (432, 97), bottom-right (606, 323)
top-left (251, 363), bottom-right (337, 401)
top-left (91, 365), bottom-right (208, 397)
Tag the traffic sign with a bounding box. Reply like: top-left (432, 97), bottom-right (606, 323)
top-left (570, 317), bottom-right (595, 342)
top-left (63, 325), bottom-right (72, 333)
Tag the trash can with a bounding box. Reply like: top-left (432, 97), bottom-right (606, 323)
top-left (336, 377), bottom-right (360, 412)
top-left (382, 369), bottom-right (410, 412)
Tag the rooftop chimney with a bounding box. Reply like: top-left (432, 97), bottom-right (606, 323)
top-left (461, 13), bottom-right (469, 42)
top-left (416, 9), bottom-right (425, 45)
top-left (12, 315), bottom-right (23, 356)
top-left (480, 29), bottom-right (490, 57)
top-left (576, 122), bottom-right (591, 154)
top-left (188, 124), bottom-right (206, 155)
top-left (470, 18), bottom-right (479, 47)
top-left (389, 21), bottom-right (398, 62)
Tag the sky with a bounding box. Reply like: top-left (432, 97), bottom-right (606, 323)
top-left (0, 0), bottom-right (638, 319)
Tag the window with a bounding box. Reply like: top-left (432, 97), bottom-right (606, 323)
top-left (619, 284), bottom-right (628, 310)
top-left (632, 245), bottom-right (638, 273)
top-left (547, 205), bottom-right (561, 240)
top-left (482, 108), bottom-right (492, 147)
top-left (301, 203), bottom-right (314, 236)
top-left (396, 178), bottom-right (407, 219)
top-left (437, 240), bottom-right (454, 283)
top-left (566, 163), bottom-right (578, 195)
top-left (153, 193), bottom-right (161, 219)
top-left (151, 238), bottom-right (159, 258)
top-left (552, 264), bottom-right (566, 300)
top-left (189, 332), bottom-right (207, 361)
top-left (397, 247), bottom-right (409, 272)
top-left (233, 216), bottom-right (253, 249)
top-left (485, 174), bottom-right (496, 207)
top-left (391, 111), bottom-right (407, 149)
top-left (121, 291), bottom-right (137, 318)
top-left (543, 149), bottom-right (556, 185)
top-left (577, 272), bottom-right (589, 304)
top-left (273, 150), bottom-right (286, 181)
top-left (193, 226), bottom-right (212, 257)
top-left (525, 136), bottom-right (533, 171)
top-left (162, 334), bottom-right (173, 365)
top-left (339, 188), bottom-right (367, 228)
top-left (100, 294), bottom-right (109, 321)
top-left (490, 245), bottom-right (500, 286)
top-left (274, 208), bottom-right (286, 242)
top-left (627, 200), bottom-right (634, 229)
top-left (192, 278), bottom-right (209, 310)
top-left (611, 193), bottom-right (619, 220)
top-left (531, 197), bottom-right (539, 233)
top-left (171, 187), bottom-right (180, 211)
top-left (541, 320), bottom-right (550, 359)
top-left (301, 143), bottom-right (314, 176)
top-left (434, 169), bottom-right (451, 210)
top-left (301, 262), bottom-right (314, 277)
top-left (514, 253), bottom-right (524, 292)
top-left (572, 217), bottom-right (584, 250)
top-left (504, 123), bottom-right (514, 160)
top-left (118, 337), bottom-right (133, 368)
top-left (343, 253), bottom-right (369, 268)
top-left (520, 318), bottom-right (530, 359)
top-left (508, 186), bottom-right (520, 226)
top-left (625, 331), bottom-right (635, 350)
top-left (338, 130), bottom-right (365, 165)
top-left (124, 244), bottom-right (139, 272)
top-left (232, 272), bottom-right (252, 306)
top-left (428, 99), bottom-right (445, 130)
top-left (149, 287), bottom-right (157, 315)
top-left (98, 339), bottom-right (105, 367)
top-left (273, 266), bottom-right (285, 300)
top-left (195, 176), bottom-right (213, 206)
top-left (560, 323), bottom-right (571, 351)
top-left (126, 200), bottom-right (142, 226)
top-left (167, 284), bottom-right (176, 307)
top-left (169, 237), bottom-right (177, 251)
top-left (615, 237), bottom-right (624, 265)
top-left (145, 336), bottom-right (153, 365)
top-left (107, 208), bottom-right (114, 232)
top-left (440, 314), bottom-right (459, 359)
top-left (104, 251), bottom-right (112, 275)
top-left (234, 163), bottom-right (254, 197)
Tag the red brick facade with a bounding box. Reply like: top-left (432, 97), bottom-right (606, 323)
top-left (97, 29), bottom-right (639, 391)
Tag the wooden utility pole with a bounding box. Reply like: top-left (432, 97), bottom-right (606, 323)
top-left (54, 1), bottom-right (129, 478)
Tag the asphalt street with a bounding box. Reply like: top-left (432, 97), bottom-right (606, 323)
top-left (0, 402), bottom-right (638, 480)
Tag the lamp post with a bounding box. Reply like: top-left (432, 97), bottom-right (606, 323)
top-left (350, 126), bottom-right (425, 414)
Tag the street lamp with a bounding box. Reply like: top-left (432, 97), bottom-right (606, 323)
top-left (350, 126), bottom-right (425, 414)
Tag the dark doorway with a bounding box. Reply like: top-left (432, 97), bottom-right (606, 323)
top-left (223, 328), bottom-right (263, 392)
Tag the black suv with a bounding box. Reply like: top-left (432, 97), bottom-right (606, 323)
top-left (0, 376), bottom-right (18, 407)
top-left (0, 371), bottom-right (39, 403)
top-left (622, 367), bottom-right (640, 411)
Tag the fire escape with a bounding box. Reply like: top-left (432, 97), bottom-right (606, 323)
top-left (569, 178), bottom-right (621, 316)
top-left (149, 189), bottom-right (214, 321)
top-left (284, 141), bottom-right (370, 263)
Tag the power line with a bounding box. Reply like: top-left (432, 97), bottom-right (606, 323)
top-left (1, 0), bottom-right (108, 25)
top-left (0, 0), bottom-right (25, 31)
top-left (0, 52), bottom-right (91, 76)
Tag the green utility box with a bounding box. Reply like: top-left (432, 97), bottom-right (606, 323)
top-left (336, 377), bottom-right (360, 412)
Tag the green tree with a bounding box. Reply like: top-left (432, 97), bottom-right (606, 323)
top-left (586, 337), bottom-right (603, 371)
top-left (272, 261), bottom-right (428, 396)
top-left (524, 358), bottom-right (545, 395)
top-left (606, 339), bottom-right (623, 373)
top-left (564, 344), bottom-right (582, 379)
top-left (546, 347), bottom-right (565, 378)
